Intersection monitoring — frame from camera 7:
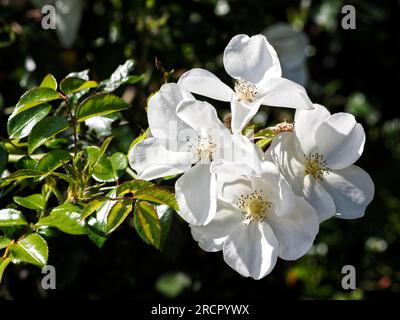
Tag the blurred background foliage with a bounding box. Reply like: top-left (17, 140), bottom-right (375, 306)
top-left (0, 0), bottom-right (399, 300)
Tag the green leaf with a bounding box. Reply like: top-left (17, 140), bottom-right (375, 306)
top-left (116, 180), bottom-right (153, 196)
top-left (80, 199), bottom-right (103, 221)
top-left (85, 146), bottom-right (127, 182)
top-left (76, 93), bottom-right (129, 122)
top-left (60, 77), bottom-right (97, 95)
top-left (16, 156), bottom-right (38, 170)
top-left (86, 193), bottom-right (117, 248)
top-left (157, 205), bottom-right (174, 250)
top-left (10, 233), bottom-right (48, 267)
top-left (28, 116), bottom-right (69, 154)
top-left (0, 237), bottom-right (11, 250)
top-left (100, 60), bottom-right (143, 92)
top-left (15, 87), bottom-right (62, 114)
top-left (134, 187), bottom-right (179, 211)
top-left (106, 199), bottom-right (132, 234)
top-left (0, 143), bottom-right (8, 174)
top-left (0, 209), bottom-right (28, 227)
top-left (86, 225), bottom-right (108, 248)
top-left (4, 169), bottom-right (43, 181)
top-left (7, 103), bottom-right (52, 139)
top-left (36, 150), bottom-right (72, 172)
top-left (40, 74), bottom-right (57, 90)
top-left (110, 153), bottom-right (128, 180)
top-left (133, 201), bottom-right (161, 249)
top-left (85, 137), bottom-right (112, 170)
top-left (14, 194), bottom-right (46, 211)
top-left (129, 128), bottom-right (149, 151)
top-left (90, 151), bottom-right (114, 182)
top-left (36, 203), bottom-right (86, 235)
top-left (0, 257), bottom-right (12, 283)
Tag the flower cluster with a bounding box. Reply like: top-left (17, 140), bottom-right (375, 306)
top-left (129, 34), bottom-right (374, 279)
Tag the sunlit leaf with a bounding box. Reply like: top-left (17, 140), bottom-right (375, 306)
top-left (14, 194), bottom-right (46, 211)
top-left (116, 180), bottom-right (153, 196)
top-left (106, 199), bottom-right (133, 234)
top-left (76, 93), bottom-right (129, 122)
top-left (133, 201), bottom-right (161, 249)
top-left (0, 209), bottom-right (28, 227)
top-left (15, 87), bottom-right (62, 114)
top-left (134, 187), bottom-right (179, 211)
top-left (7, 103), bottom-right (52, 139)
top-left (10, 233), bottom-right (48, 267)
top-left (110, 152), bottom-right (128, 180)
top-left (0, 257), bottom-right (12, 283)
top-left (40, 74), bottom-right (57, 90)
top-left (36, 203), bottom-right (86, 235)
top-left (28, 116), bottom-right (69, 154)
top-left (60, 77), bottom-right (97, 95)
top-left (80, 199), bottom-right (103, 221)
top-left (0, 237), bottom-right (11, 250)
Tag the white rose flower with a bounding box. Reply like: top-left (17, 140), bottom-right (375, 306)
top-left (191, 161), bottom-right (319, 279)
top-left (178, 34), bottom-right (313, 134)
top-left (267, 104), bottom-right (375, 222)
top-left (129, 83), bottom-right (263, 225)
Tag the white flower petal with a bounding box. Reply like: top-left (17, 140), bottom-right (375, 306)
top-left (294, 104), bottom-right (331, 154)
top-left (267, 179), bottom-right (319, 260)
top-left (303, 175), bottom-right (336, 222)
top-left (217, 175), bottom-right (252, 204)
top-left (210, 133), bottom-right (262, 176)
top-left (175, 163), bottom-right (217, 225)
top-left (190, 200), bottom-right (242, 252)
top-left (260, 78), bottom-right (313, 110)
top-left (178, 68), bottom-right (233, 102)
top-left (316, 120), bottom-right (365, 170)
top-left (230, 96), bottom-right (261, 133)
top-left (223, 222), bottom-right (278, 279)
top-left (176, 100), bottom-right (226, 133)
top-left (267, 132), bottom-right (306, 195)
top-left (223, 34), bottom-right (281, 85)
top-left (129, 138), bottom-right (192, 180)
top-left (322, 165), bottom-right (374, 219)
top-left (148, 83), bottom-right (194, 139)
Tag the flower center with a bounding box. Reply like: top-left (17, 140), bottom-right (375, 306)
top-left (192, 134), bottom-right (217, 162)
top-left (234, 79), bottom-right (257, 103)
top-left (304, 153), bottom-right (331, 181)
top-left (237, 190), bottom-right (271, 224)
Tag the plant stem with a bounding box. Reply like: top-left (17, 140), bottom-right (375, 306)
top-left (63, 96), bottom-right (78, 156)
top-left (126, 168), bottom-right (138, 179)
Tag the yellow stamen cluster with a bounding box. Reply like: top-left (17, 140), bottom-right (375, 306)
top-left (273, 121), bottom-right (294, 133)
top-left (234, 79), bottom-right (257, 103)
top-left (304, 153), bottom-right (331, 181)
top-left (237, 190), bottom-right (271, 224)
